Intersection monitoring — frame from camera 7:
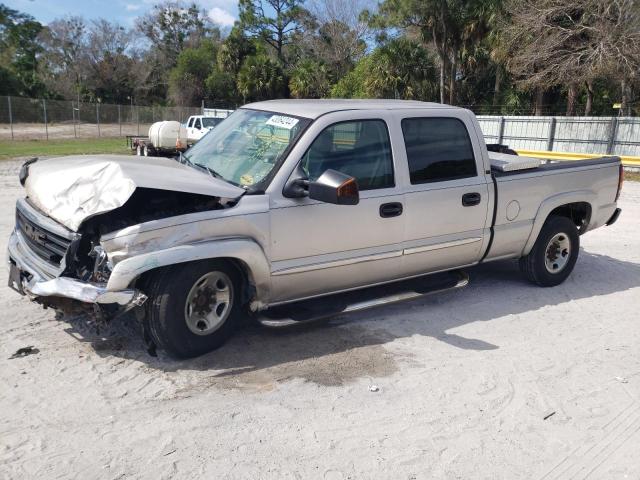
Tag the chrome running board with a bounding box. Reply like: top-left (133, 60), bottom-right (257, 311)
top-left (257, 270), bottom-right (469, 328)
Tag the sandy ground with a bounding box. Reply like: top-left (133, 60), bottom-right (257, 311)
top-left (0, 158), bottom-right (639, 479)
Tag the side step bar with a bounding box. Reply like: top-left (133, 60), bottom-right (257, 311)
top-left (257, 270), bottom-right (469, 328)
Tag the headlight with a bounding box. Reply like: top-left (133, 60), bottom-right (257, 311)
top-left (90, 245), bottom-right (112, 283)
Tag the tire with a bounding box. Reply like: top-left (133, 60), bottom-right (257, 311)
top-left (143, 145), bottom-right (149, 156)
top-left (145, 260), bottom-right (245, 358)
top-left (519, 215), bottom-right (580, 287)
top-left (136, 145), bottom-right (142, 156)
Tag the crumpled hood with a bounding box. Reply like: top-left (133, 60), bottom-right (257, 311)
top-left (24, 155), bottom-right (245, 231)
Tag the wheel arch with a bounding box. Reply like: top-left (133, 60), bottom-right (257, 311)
top-left (548, 202), bottom-right (592, 233)
top-left (106, 238), bottom-right (271, 310)
top-left (522, 191), bottom-right (595, 256)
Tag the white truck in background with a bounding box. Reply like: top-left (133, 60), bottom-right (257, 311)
top-left (187, 110), bottom-right (234, 143)
top-left (130, 110), bottom-right (234, 157)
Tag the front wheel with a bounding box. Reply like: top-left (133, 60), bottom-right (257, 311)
top-left (519, 215), bottom-right (580, 287)
top-left (145, 260), bottom-right (244, 358)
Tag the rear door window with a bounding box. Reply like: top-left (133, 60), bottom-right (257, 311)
top-left (401, 117), bottom-right (477, 184)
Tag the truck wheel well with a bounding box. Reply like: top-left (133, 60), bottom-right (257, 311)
top-left (134, 257), bottom-right (254, 305)
top-left (549, 202), bottom-right (591, 233)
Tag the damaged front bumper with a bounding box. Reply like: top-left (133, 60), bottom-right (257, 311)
top-left (7, 229), bottom-right (146, 308)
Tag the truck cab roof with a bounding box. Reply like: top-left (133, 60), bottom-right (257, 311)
top-left (242, 99), bottom-right (460, 119)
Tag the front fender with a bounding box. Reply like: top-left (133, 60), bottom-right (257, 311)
top-left (106, 238), bottom-right (271, 309)
top-left (522, 190), bottom-right (595, 256)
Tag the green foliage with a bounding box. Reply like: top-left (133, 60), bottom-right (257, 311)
top-left (2, 0), bottom-right (639, 115)
top-left (332, 38), bottom-right (437, 100)
top-left (236, 53), bottom-right (286, 101)
top-left (330, 58), bottom-right (370, 98)
top-left (205, 70), bottom-right (239, 103)
top-left (217, 26), bottom-right (256, 74)
top-left (168, 40), bottom-right (218, 105)
top-left (0, 5), bottom-right (45, 96)
top-left (289, 59), bottom-right (330, 98)
top-left (372, 0), bottom-right (505, 103)
top-left (368, 38), bottom-right (437, 99)
top-left (238, 0), bottom-right (307, 63)
top-left (138, 2), bottom-right (215, 68)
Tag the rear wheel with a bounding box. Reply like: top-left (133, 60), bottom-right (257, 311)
top-left (145, 260), bottom-right (244, 358)
top-left (519, 215), bottom-right (579, 287)
top-left (143, 145), bottom-right (150, 156)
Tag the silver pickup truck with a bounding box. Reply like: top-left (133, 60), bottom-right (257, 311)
top-left (7, 100), bottom-right (623, 358)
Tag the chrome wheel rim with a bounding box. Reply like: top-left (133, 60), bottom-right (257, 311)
top-left (545, 233), bottom-right (571, 274)
top-left (184, 271), bottom-right (233, 336)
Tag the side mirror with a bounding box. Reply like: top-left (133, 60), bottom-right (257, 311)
top-left (309, 169), bottom-right (359, 205)
top-left (283, 167), bottom-right (359, 205)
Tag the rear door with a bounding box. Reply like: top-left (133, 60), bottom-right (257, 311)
top-left (192, 118), bottom-right (203, 140)
top-left (394, 110), bottom-right (491, 276)
top-left (186, 117), bottom-right (195, 141)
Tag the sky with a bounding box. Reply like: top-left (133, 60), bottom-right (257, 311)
top-left (4, 0), bottom-right (239, 27)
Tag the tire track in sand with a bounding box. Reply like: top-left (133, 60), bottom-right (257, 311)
top-left (539, 400), bottom-right (640, 480)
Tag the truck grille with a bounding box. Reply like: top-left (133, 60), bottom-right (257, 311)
top-left (15, 207), bottom-right (73, 266)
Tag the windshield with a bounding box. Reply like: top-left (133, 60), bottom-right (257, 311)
top-left (184, 109), bottom-right (310, 188)
top-left (202, 117), bottom-right (223, 128)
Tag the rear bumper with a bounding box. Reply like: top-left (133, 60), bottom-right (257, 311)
top-left (7, 229), bottom-right (146, 307)
top-left (606, 208), bottom-right (622, 226)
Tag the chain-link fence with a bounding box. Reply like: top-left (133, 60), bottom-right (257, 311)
top-left (0, 96), bottom-right (203, 141)
top-left (2, 96), bottom-right (640, 158)
top-left (477, 115), bottom-right (640, 156)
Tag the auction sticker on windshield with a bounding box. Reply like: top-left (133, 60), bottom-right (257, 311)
top-left (266, 115), bottom-right (299, 129)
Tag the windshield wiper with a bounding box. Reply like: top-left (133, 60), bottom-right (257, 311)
top-left (179, 153), bottom-right (223, 180)
top-left (178, 152), bottom-right (242, 187)
top-left (194, 162), bottom-right (224, 180)
top-left (178, 151), bottom-right (192, 166)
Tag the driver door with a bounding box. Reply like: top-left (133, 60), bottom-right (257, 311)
top-left (192, 118), bottom-right (203, 140)
top-left (269, 116), bottom-right (406, 304)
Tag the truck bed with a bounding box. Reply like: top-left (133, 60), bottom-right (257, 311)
top-left (491, 155), bottom-right (620, 177)
top-left (485, 154), bottom-right (621, 263)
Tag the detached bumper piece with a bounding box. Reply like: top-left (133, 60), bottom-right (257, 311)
top-left (27, 276), bottom-right (146, 306)
top-left (8, 229), bottom-right (146, 309)
top-left (606, 208), bottom-right (621, 226)
top-left (257, 269), bottom-right (469, 328)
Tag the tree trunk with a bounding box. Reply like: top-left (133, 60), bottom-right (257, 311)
top-left (277, 35), bottom-right (283, 64)
top-left (534, 88), bottom-right (545, 116)
top-left (439, 56), bottom-right (446, 104)
top-left (448, 56), bottom-right (456, 105)
top-left (621, 78), bottom-right (629, 115)
top-left (431, 30), bottom-right (446, 105)
top-left (566, 83), bottom-right (578, 116)
top-left (493, 67), bottom-right (502, 108)
top-left (584, 80), bottom-right (593, 116)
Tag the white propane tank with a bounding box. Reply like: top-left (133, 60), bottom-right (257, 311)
top-left (148, 121), bottom-right (188, 150)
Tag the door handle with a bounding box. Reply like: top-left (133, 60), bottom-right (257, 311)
top-left (462, 192), bottom-right (481, 207)
top-left (380, 202), bottom-right (403, 218)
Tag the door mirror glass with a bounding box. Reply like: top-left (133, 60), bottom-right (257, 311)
top-left (308, 169), bottom-right (359, 205)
